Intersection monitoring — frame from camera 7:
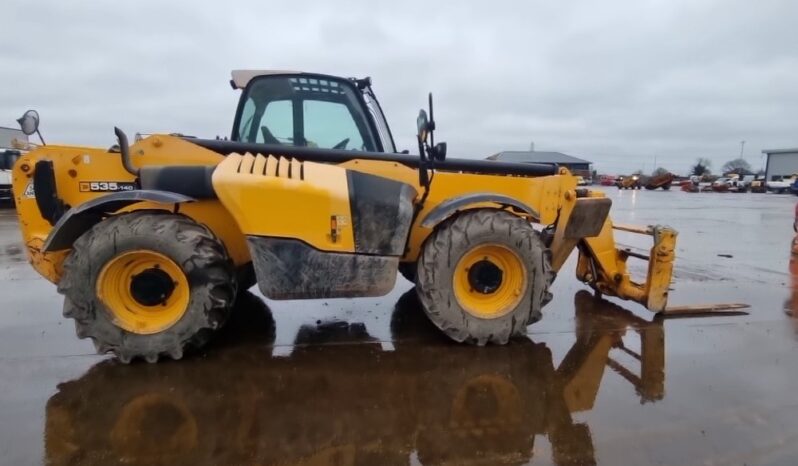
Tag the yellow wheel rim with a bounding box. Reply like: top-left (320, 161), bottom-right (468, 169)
top-left (453, 244), bottom-right (527, 319)
top-left (96, 251), bottom-right (190, 335)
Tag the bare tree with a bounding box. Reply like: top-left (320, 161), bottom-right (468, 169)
top-left (721, 158), bottom-right (752, 175)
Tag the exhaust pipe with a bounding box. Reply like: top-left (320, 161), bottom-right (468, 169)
top-left (114, 127), bottom-right (138, 177)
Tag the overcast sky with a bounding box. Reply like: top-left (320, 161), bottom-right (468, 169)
top-left (2, 0), bottom-right (796, 174)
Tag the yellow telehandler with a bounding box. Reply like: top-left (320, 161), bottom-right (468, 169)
top-left (11, 70), bottom-right (677, 362)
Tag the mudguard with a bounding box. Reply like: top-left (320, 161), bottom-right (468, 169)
top-left (42, 190), bottom-right (194, 252)
top-left (420, 193), bottom-right (540, 228)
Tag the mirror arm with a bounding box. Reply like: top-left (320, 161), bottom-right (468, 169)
top-left (35, 128), bottom-right (45, 146)
top-left (416, 134), bottom-right (431, 203)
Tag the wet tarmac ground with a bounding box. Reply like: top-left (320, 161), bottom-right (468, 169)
top-left (1, 190), bottom-right (798, 465)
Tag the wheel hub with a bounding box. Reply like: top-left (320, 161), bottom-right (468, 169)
top-left (467, 260), bottom-right (503, 294)
top-left (130, 268), bottom-right (176, 306)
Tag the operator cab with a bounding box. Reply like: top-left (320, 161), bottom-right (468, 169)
top-left (183, 71), bottom-right (557, 180)
top-left (230, 70), bottom-right (396, 153)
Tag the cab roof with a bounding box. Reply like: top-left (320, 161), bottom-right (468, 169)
top-left (230, 70), bottom-right (314, 90)
top-left (230, 70), bottom-right (375, 93)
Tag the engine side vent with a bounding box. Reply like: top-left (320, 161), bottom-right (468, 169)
top-left (234, 153), bottom-right (304, 180)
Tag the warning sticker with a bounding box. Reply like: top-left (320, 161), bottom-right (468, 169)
top-left (23, 182), bottom-right (35, 198)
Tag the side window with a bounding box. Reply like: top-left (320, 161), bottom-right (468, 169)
top-left (303, 100), bottom-right (364, 150)
top-left (237, 98), bottom-right (256, 142)
top-left (258, 100), bottom-right (293, 144)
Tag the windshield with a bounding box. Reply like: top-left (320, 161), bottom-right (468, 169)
top-left (235, 75), bottom-right (379, 152)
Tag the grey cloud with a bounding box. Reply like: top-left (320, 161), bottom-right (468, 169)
top-left (1, 0), bottom-right (796, 175)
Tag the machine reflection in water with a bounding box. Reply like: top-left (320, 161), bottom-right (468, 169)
top-left (45, 290), bottom-right (665, 466)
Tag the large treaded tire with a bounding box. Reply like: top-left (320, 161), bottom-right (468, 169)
top-left (415, 209), bottom-right (554, 345)
top-left (58, 211), bottom-right (236, 363)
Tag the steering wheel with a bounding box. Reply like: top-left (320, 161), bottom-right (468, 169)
top-left (332, 138), bottom-right (350, 150)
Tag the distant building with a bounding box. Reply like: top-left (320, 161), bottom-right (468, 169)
top-left (487, 150), bottom-right (593, 180)
top-left (762, 148), bottom-right (798, 181)
top-left (0, 126), bottom-right (26, 149)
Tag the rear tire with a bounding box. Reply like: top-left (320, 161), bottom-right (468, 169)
top-left (415, 210), bottom-right (554, 345)
top-left (58, 211), bottom-right (236, 363)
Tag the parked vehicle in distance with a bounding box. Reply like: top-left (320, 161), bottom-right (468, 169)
top-left (712, 174), bottom-right (748, 193)
top-left (575, 175), bottom-right (589, 186)
top-left (712, 177), bottom-right (747, 193)
top-left (750, 176), bottom-right (766, 193)
top-left (732, 178), bottom-right (748, 192)
top-left (767, 174), bottom-right (798, 194)
top-left (0, 149), bottom-right (22, 205)
top-left (599, 174), bottom-right (616, 186)
top-left (616, 175), bottom-right (641, 189)
top-left (712, 177), bottom-right (731, 192)
top-left (680, 177), bottom-right (699, 192)
top-left (0, 170), bottom-right (11, 204)
top-left (644, 172), bottom-right (674, 190)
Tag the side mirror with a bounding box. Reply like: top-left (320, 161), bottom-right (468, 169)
top-left (416, 94), bottom-right (439, 191)
top-left (416, 109), bottom-right (429, 143)
top-left (17, 110), bottom-right (40, 136)
top-left (431, 142), bottom-right (447, 162)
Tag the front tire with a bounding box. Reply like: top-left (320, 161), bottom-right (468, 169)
top-left (415, 210), bottom-right (554, 345)
top-left (58, 211), bottom-right (236, 363)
